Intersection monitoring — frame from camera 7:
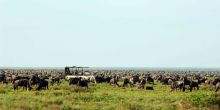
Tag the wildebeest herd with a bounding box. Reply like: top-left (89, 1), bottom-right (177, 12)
top-left (0, 69), bottom-right (219, 92)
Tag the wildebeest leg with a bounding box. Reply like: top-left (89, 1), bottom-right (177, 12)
top-left (215, 87), bottom-right (219, 92)
top-left (179, 85), bottom-right (183, 92)
top-left (170, 86), bottom-right (175, 92)
top-left (27, 83), bottom-right (29, 91)
top-left (51, 82), bottom-right (54, 86)
top-left (182, 86), bottom-right (185, 92)
top-left (115, 83), bottom-right (119, 87)
top-left (47, 85), bottom-right (49, 89)
top-left (124, 82), bottom-right (129, 87)
top-left (14, 85), bottom-right (17, 90)
top-left (190, 87), bottom-right (193, 92)
top-left (140, 85), bottom-right (144, 89)
top-left (129, 83), bottom-right (134, 88)
top-left (182, 84), bottom-right (186, 92)
top-left (24, 86), bottom-right (27, 91)
top-left (140, 85), bottom-right (143, 89)
top-left (37, 86), bottom-right (41, 91)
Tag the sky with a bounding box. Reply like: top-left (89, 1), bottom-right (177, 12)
top-left (0, 0), bottom-right (220, 67)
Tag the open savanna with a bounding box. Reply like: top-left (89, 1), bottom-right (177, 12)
top-left (0, 81), bottom-right (219, 110)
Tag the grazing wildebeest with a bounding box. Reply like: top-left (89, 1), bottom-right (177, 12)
top-left (69, 77), bottom-right (81, 85)
top-left (36, 79), bottom-right (49, 91)
top-left (77, 80), bottom-right (89, 88)
top-left (29, 75), bottom-right (49, 90)
top-left (189, 81), bottom-right (199, 92)
top-left (13, 79), bottom-right (32, 91)
top-left (171, 81), bottom-right (185, 92)
top-left (2, 76), bottom-right (10, 84)
top-left (95, 76), bottom-right (105, 83)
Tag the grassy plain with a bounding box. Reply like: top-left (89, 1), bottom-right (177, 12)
top-left (0, 81), bottom-right (219, 110)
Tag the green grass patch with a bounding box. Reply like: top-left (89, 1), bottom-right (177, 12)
top-left (0, 81), bottom-right (219, 110)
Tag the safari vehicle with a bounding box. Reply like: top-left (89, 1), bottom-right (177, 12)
top-left (64, 66), bottom-right (90, 80)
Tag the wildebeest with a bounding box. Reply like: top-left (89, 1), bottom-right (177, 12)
top-left (4, 76), bottom-right (13, 84)
top-left (0, 73), bottom-right (6, 83)
top-left (131, 75), bottom-right (140, 84)
top-left (77, 80), bottom-right (89, 88)
top-left (95, 76), bottom-right (106, 83)
top-left (171, 80), bottom-right (185, 92)
top-left (104, 76), bottom-right (112, 83)
top-left (189, 81), bottom-right (199, 92)
top-left (13, 79), bottom-right (32, 91)
top-left (29, 75), bottom-right (40, 85)
top-left (110, 76), bottom-right (119, 87)
top-left (69, 77), bottom-right (89, 88)
top-left (212, 78), bottom-right (220, 92)
top-left (146, 76), bottom-right (154, 84)
top-left (29, 75), bottom-right (49, 90)
top-left (123, 78), bottom-right (133, 87)
top-left (138, 78), bottom-right (146, 89)
top-left (161, 77), bottom-right (172, 85)
top-left (182, 77), bottom-right (200, 92)
top-left (146, 86), bottom-right (154, 90)
top-left (212, 78), bottom-right (220, 85)
top-left (69, 77), bottom-right (81, 85)
top-left (36, 79), bottom-right (49, 91)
